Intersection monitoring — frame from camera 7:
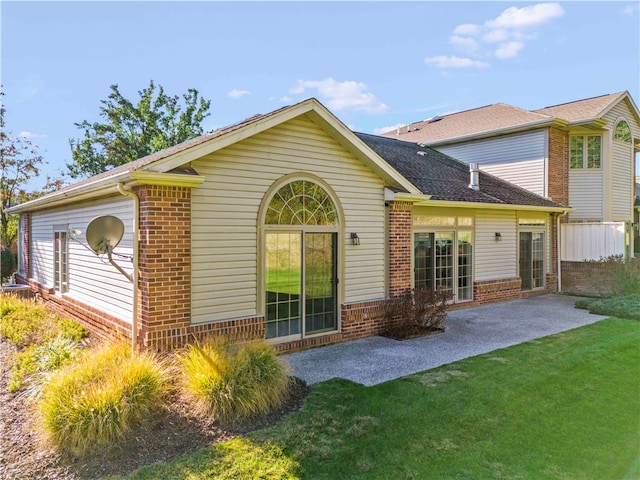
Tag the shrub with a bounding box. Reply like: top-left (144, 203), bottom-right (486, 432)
top-left (36, 342), bottom-right (170, 456)
top-left (384, 287), bottom-right (451, 331)
top-left (1, 245), bottom-right (16, 282)
top-left (576, 295), bottom-right (640, 320)
top-left (179, 337), bottom-right (291, 423)
top-left (9, 335), bottom-right (80, 392)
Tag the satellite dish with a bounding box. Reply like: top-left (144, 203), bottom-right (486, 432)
top-left (86, 215), bottom-right (125, 255)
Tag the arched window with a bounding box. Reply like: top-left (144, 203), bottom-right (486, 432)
top-left (262, 178), bottom-right (340, 341)
top-left (265, 180), bottom-right (337, 226)
top-left (614, 119), bottom-right (632, 143)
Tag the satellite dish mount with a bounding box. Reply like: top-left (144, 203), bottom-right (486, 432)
top-left (86, 215), bottom-right (132, 282)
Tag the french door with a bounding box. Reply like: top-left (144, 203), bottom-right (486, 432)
top-left (265, 232), bottom-right (338, 340)
top-left (519, 232), bottom-right (544, 290)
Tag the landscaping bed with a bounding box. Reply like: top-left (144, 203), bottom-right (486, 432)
top-left (0, 338), bottom-right (308, 479)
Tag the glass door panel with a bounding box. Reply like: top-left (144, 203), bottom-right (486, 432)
top-left (414, 233), bottom-right (433, 290)
top-left (457, 231), bottom-right (473, 301)
top-left (519, 232), bottom-right (533, 290)
top-left (532, 233), bottom-right (544, 289)
top-left (434, 233), bottom-right (454, 294)
top-left (265, 232), bottom-right (302, 339)
top-left (304, 233), bottom-right (337, 335)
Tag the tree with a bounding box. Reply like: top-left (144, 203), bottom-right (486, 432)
top-left (67, 81), bottom-right (211, 178)
top-left (0, 92), bottom-right (45, 248)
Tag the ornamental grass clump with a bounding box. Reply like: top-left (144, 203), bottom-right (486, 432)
top-left (36, 342), bottom-right (170, 457)
top-left (179, 337), bottom-right (291, 423)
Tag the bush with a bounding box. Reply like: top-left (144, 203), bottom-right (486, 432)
top-left (1, 245), bottom-right (16, 282)
top-left (384, 287), bottom-right (451, 332)
top-left (36, 342), bottom-right (170, 456)
top-left (179, 337), bottom-right (291, 423)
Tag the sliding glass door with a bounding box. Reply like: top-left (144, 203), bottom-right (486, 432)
top-left (265, 232), bottom-right (337, 340)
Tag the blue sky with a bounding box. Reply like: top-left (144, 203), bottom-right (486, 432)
top-left (2, 1), bottom-right (639, 189)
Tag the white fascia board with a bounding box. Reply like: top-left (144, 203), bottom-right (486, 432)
top-left (5, 171), bottom-right (132, 214)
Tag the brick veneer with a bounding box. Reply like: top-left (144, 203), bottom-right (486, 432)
top-left (548, 127), bottom-right (569, 208)
top-left (133, 185), bottom-right (192, 348)
top-left (472, 277), bottom-right (522, 304)
top-left (388, 200), bottom-right (413, 297)
top-left (560, 261), bottom-right (613, 297)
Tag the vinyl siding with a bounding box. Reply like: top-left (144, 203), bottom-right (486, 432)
top-left (604, 99), bottom-right (638, 221)
top-left (475, 210), bottom-right (518, 281)
top-left (191, 116), bottom-right (386, 324)
top-left (569, 171), bottom-right (603, 220)
top-left (611, 141), bottom-right (633, 220)
top-left (30, 196), bottom-right (134, 323)
top-left (436, 130), bottom-right (547, 197)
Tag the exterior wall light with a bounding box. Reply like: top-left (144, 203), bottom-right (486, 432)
top-left (351, 232), bottom-right (360, 246)
top-left (495, 232), bottom-right (502, 241)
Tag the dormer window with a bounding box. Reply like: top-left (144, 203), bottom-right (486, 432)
top-left (570, 135), bottom-right (601, 169)
top-left (614, 119), bottom-right (632, 143)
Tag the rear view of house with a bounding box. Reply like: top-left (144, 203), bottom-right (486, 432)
top-left (7, 98), bottom-right (567, 352)
top-left (385, 91), bottom-right (640, 261)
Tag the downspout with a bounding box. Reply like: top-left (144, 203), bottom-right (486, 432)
top-left (556, 212), bottom-right (564, 294)
top-left (117, 183), bottom-right (139, 353)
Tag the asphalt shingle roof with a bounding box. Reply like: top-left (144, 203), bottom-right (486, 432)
top-left (383, 92), bottom-right (630, 145)
top-left (356, 132), bottom-right (564, 208)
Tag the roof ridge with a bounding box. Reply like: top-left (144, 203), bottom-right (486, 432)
top-left (534, 91), bottom-right (625, 111)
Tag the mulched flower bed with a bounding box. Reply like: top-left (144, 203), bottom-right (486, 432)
top-left (0, 339), bottom-right (309, 480)
top-left (381, 325), bottom-right (445, 341)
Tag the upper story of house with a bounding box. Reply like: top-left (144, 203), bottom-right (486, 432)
top-left (383, 92), bottom-right (640, 223)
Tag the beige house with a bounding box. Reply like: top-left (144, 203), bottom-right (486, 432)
top-left (7, 99), bottom-right (567, 352)
top-left (385, 92), bottom-right (640, 260)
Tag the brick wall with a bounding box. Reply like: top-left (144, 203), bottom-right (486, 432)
top-left (472, 277), bottom-right (522, 304)
top-left (388, 200), bottom-right (413, 297)
top-left (548, 127), bottom-right (569, 207)
top-left (134, 185), bottom-right (192, 348)
top-left (561, 261), bottom-right (613, 297)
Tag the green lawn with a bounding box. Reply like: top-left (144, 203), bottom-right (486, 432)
top-left (122, 318), bottom-right (640, 480)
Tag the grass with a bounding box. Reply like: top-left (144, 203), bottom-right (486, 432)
top-left (37, 342), bottom-right (171, 456)
top-left (122, 318), bottom-right (640, 479)
top-left (179, 337), bottom-right (291, 422)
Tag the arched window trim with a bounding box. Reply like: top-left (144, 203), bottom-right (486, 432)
top-left (258, 174), bottom-right (343, 229)
top-left (614, 117), bottom-right (632, 144)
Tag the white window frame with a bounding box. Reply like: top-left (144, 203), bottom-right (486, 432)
top-left (569, 134), bottom-right (602, 169)
top-left (53, 225), bottom-right (69, 293)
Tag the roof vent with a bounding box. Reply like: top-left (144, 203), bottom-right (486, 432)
top-left (417, 151), bottom-right (427, 156)
top-left (468, 163), bottom-right (479, 191)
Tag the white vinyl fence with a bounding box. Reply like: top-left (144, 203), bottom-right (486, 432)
top-left (561, 222), bottom-right (626, 261)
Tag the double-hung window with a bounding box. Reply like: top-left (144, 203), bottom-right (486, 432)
top-left (53, 226), bottom-right (69, 293)
top-left (569, 135), bottom-right (601, 169)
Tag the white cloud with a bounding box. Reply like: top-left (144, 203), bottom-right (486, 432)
top-left (453, 23), bottom-right (480, 36)
top-left (424, 55), bottom-right (489, 69)
top-left (228, 88), bottom-right (250, 99)
top-left (372, 124), bottom-right (405, 135)
top-left (623, 3), bottom-right (639, 15)
top-left (495, 41), bottom-right (524, 59)
top-left (279, 96), bottom-right (293, 103)
top-left (486, 3), bottom-right (565, 30)
top-left (482, 28), bottom-right (509, 44)
top-left (431, 2), bottom-right (565, 66)
top-left (18, 131), bottom-right (47, 139)
top-left (450, 35), bottom-right (479, 52)
top-left (290, 78), bottom-right (388, 114)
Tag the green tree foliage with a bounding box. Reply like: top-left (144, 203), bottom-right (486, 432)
top-left (0, 92), bottom-right (45, 248)
top-left (67, 81), bottom-right (211, 178)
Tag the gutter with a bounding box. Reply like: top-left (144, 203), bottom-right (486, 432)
top-left (117, 183), bottom-right (140, 354)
